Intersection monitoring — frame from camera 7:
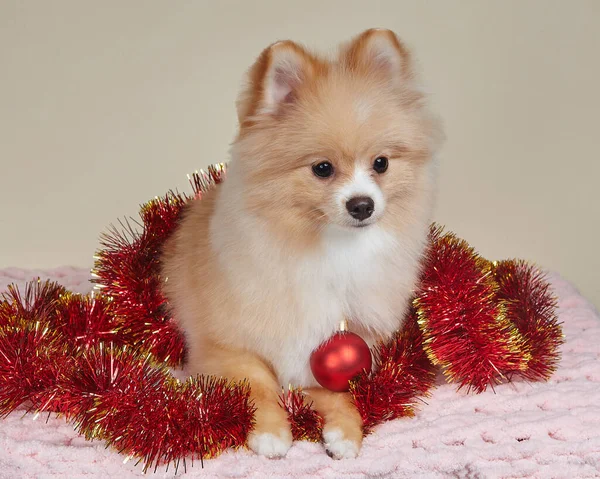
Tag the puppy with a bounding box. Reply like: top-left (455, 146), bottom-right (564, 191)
top-left (161, 28), bottom-right (442, 459)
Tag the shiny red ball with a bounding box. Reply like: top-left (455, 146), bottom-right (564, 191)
top-left (310, 332), bottom-right (372, 392)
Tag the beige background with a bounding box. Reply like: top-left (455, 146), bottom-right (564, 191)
top-left (1, 1), bottom-right (598, 307)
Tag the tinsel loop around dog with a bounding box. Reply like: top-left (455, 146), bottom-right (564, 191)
top-left (0, 163), bottom-right (563, 472)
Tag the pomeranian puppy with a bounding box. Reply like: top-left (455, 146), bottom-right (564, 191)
top-left (161, 28), bottom-right (442, 459)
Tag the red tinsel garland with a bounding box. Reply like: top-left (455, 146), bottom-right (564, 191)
top-left (0, 279), bottom-right (254, 472)
top-left (491, 260), bottom-right (563, 381)
top-left (0, 163), bottom-right (564, 471)
top-left (60, 346), bottom-right (253, 472)
top-left (0, 317), bottom-right (70, 416)
top-left (350, 308), bottom-right (435, 434)
top-left (280, 388), bottom-right (324, 442)
top-left (414, 227), bottom-right (529, 392)
top-left (92, 192), bottom-right (189, 367)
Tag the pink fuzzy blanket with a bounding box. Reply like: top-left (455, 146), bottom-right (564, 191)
top-left (0, 267), bottom-right (599, 478)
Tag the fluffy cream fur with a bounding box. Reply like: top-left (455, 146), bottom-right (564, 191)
top-left (161, 28), bottom-right (443, 459)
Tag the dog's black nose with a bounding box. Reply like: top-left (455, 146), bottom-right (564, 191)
top-left (346, 196), bottom-right (374, 221)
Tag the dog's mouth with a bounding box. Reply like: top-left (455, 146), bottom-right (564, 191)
top-left (346, 218), bottom-right (377, 229)
top-left (332, 212), bottom-right (380, 230)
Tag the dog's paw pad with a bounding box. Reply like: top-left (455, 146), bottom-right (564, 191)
top-left (323, 428), bottom-right (360, 459)
top-left (248, 430), bottom-right (292, 458)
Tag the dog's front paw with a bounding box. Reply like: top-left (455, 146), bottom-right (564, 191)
top-left (247, 428), bottom-right (293, 458)
top-left (323, 428), bottom-right (360, 459)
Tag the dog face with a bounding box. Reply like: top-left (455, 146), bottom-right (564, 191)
top-left (230, 29), bottom-right (441, 239)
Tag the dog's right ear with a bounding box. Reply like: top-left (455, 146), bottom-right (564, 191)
top-left (342, 29), bottom-right (413, 88)
top-left (237, 41), bottom-right (319, 125)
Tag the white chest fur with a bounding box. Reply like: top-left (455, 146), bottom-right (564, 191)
top-left (211, 209), bottom-right (423, 388)
top-left (276, 225), bottom-right (410, 387)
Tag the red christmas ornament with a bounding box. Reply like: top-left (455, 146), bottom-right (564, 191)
top-left (310, 321), bottom-right (372, 392)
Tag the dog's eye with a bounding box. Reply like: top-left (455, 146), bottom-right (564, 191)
top-left (312, 162), bottom-right (334, 178)
top-left (373, 156), bottom-right (389, 174)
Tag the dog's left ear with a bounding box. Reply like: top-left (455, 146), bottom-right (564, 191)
top-left (237, 40), bottom-right (319, 124)
top-left (342, 29), bottom-right (413, 86)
